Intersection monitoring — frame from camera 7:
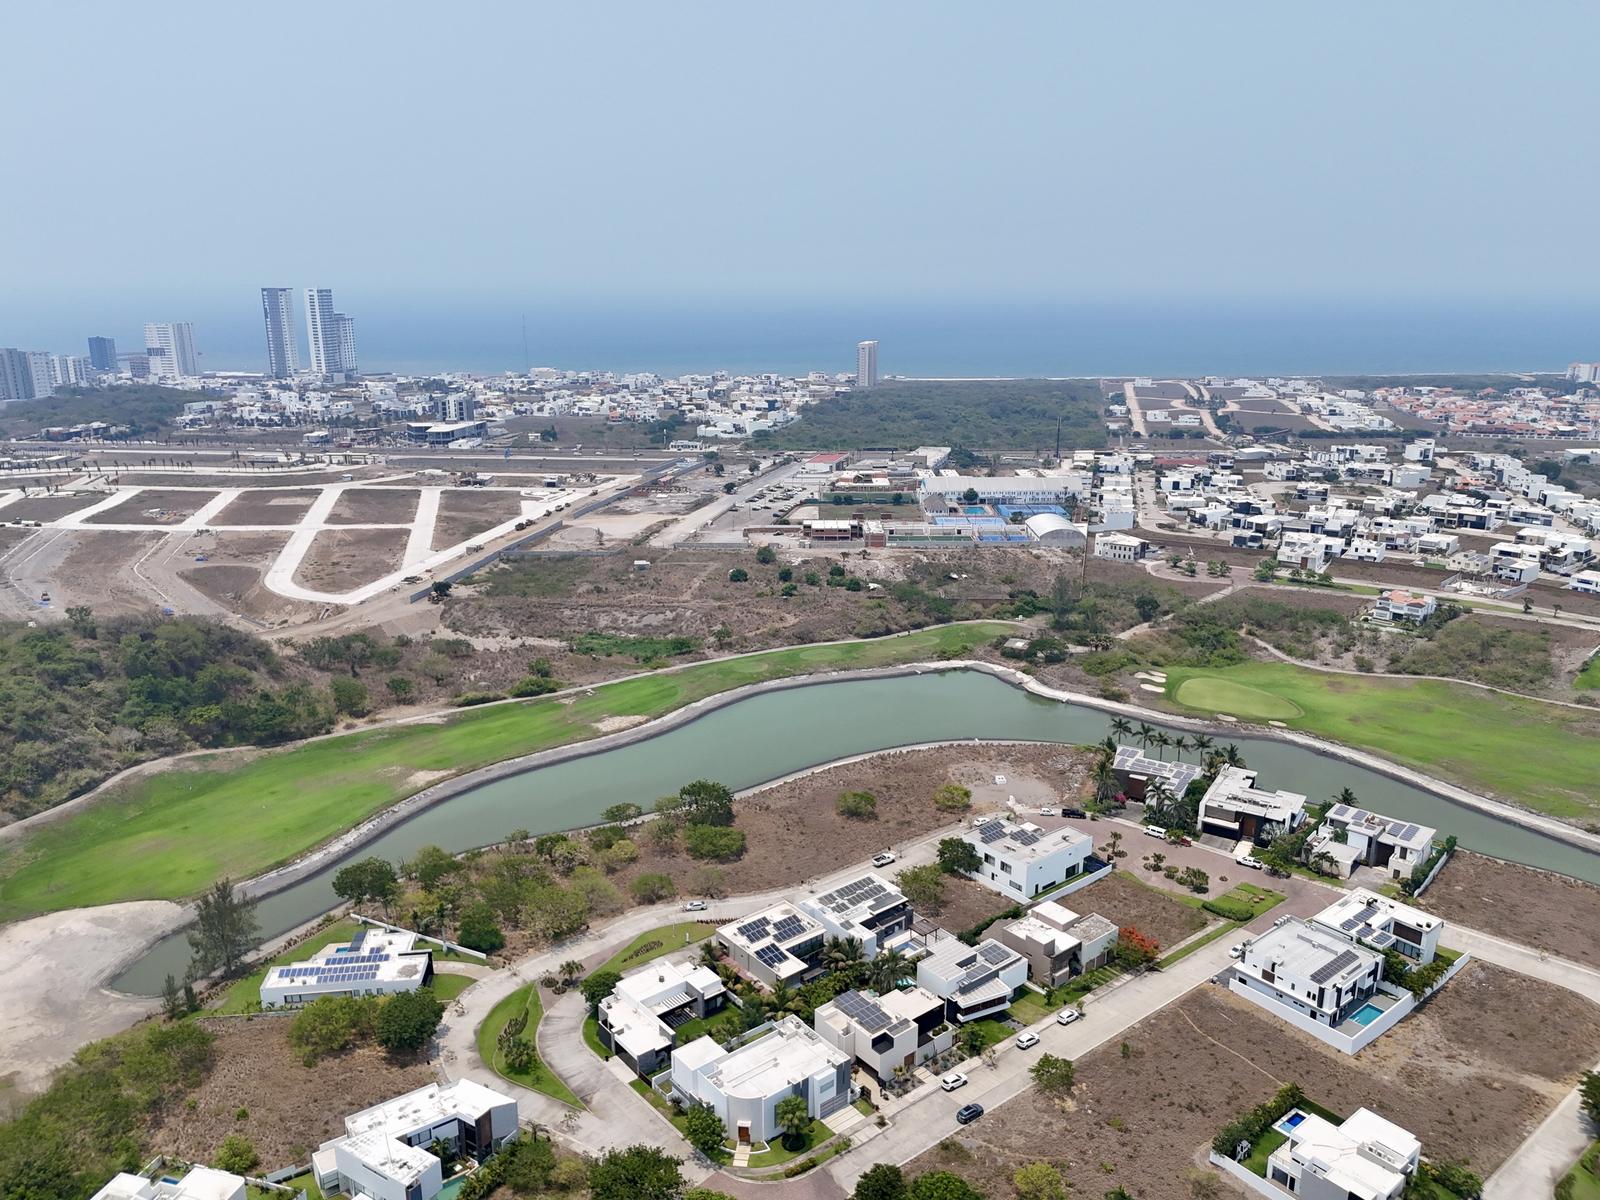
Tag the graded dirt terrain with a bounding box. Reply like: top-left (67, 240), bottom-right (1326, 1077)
top-left (1420, 850), bottom-right (1600, 969)
top-left (209, 488), bottom-right (322, 526)
top-left (33, 530), bottom-right (169, 614)
top-left (82, 488), bottom-right (220, 524)
top-left (906, 963), bottom-right (1600, 1198)
top-left (1070, 870), bottom-right (1209, 952)
top-left (325, 487), bottom-right (420, 524)
top-left (1, 492), bottom-right (109, 521)
top-left (294, 527), bottom-right (410, 592)
top-left (175, 532), bottom-right (307, 623)
top-left (431, 488), bottom-right (524, 550)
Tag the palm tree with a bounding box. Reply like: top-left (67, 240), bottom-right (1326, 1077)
top-left (1172, 734), bottom-right (1191, 760)
top-left (1135, 722), bottom-right (1155, 751)
top-left (1097, 735), bottom-right (1118, 760)
top-left (1144, 781), bottom-right (1174, 825)
top-left (1308, 849), bottom-right (1339, 878)
top-left (1334, 787), bottom-right (1357, 807)
top-left (769, 981), bottom-right (801, 1015)
top-left (1191, 733), bottom-right (1214, 758)
top-left (823, 936), bottom-right (864, 975)
top-left (869, 949), bottom-right (910, 994)
top-left (1110, 716), bottom-right (1133, 743)
top-left (1093, 757), bottom-right (1119, 806)
top-left (699, 941), bottom-right (724, 968)
top-left (1224, 743), bottom-right (1245, 768)
top-left (1151, 731), bottom-right (1171, 761)
top-left (559, 960), bottom-right (585, 986)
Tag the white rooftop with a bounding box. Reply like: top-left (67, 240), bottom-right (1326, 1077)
top-left (262, 926), bottom-right (430, 992)
top-left (1277, 1108), bottom-right (1419, 1198)
top-left (1243, 918), bottom-right (1379, 990)
top-left (1202, 765), bottom-right (1307, 822)
top-left (965, 815), bottom-right (1092, 865)
top-left (1324, 804), bottom-right (1436, 852)
top-left (92, 1169), bottom-right (246, 1200)
top-left (692, 1015), bottom-right (849, 1100)
top-left (344, 1078), bottom-right (511, 1141)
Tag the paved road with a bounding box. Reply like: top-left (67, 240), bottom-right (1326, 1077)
top-left (1484, 1057), bottom-right (1600, 1200)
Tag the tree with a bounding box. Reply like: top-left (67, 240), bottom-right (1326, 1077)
top-left (161, 973), bottom-right (183, 1021)
top-left (187, 878), bottom-right (259, 980)
top-left (755, 545), bottom-right (777, 565)
top-left (683, 824), bottom-right (746, 861)
top-left (895, 864), bottom-right (947, 911)
top-left (1030, 1053), bottom-right (1076, 1095)
top-left (662, 779), bottom-right (736, 826)
top-left (588, 1145), bottom-right (684, 1200)
top-left (375, 987), bottom-right (446, 1055)
top-left (457, 901), bottom-right (505, 953)
top-left (869, 948), bottom-right (911, 993)
top-left (332, 857), bottom-right (400, 914)
top-left (963, 487), bottom-right (980, 504)
top-left (909, 1171), bottom-right (984, 1200)
top-left (431, 580), bottom-right (453, 600)
top-left (631, 873), bottom-right (676, 903)
top-left (329, 675), bottom-right (370, 716)
top-left (1109, 716), bottom-right (1133, 741)
top-left (823, 936), bottom-right (865, 974)
top-left (837, 790), bottom-right (879, 819)
top-left (728, 568), bottom-right (749, 582)
top-left (854, 1164), bottom-right (908, 1200)
top-left (1580, 1069), bottom-right (1600, 1126)
top-left (502, 1036), bottom-right (537, 1073)
top-left (933, 782), bottom-right (972, 811)
top-left (774, 1094), bottom-right (811, 1148)
top-left (1013, 1163), bottom-right (1067, 1200)
top-left (409, 844), bottom-right (462, 890)
top-left (581, 969), bottom-right (623, 1010)
top-left (214, 1134), bottom-right (260, 1174)
top-left (937, 838), bottom-right (981, 876)
top-left (683, 1103), bottom-right (728, 1158)
top-left (1114, 926), bottom-right (1160, 970)
top-left (603, 802), bottom-right (643, 822)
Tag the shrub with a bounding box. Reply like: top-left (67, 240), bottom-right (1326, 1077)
top-left (511, 675), bottom-right (562, 697)
top-left (683, 824), bottom-right (747, 861)
top-left (728, 568), bottom-right (749, 582)
top-left (1211, 1082), bottom-right (1307, 1158)
top-left (1202, 896), bottom-right (1256, 922)
top-left (630, 873), bottom-right (676, 903)
top-left (457, 901), bottom-right (506, 953)
top-left (1114, 926), bottom-right (1160, 970)
top-left (932, 783), bottom-right (972, 811)
top-left (289, 995), bottom-right (377, 1064)
top-left (375, 988), bottom-right (446, 1055)
top-left (329, 675), bottom-right (370, 716)
top-left (453, 691), bottom-right (505, 707)
top-left (214, 1134), bottom-right (259, 1174)
top-left (755, 546), bottom-right (777, 565)
top-left (836, 790), bottom-right (878, 819)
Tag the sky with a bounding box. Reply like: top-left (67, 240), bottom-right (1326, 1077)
top-left (3, 2), bottom-right (1598, 370)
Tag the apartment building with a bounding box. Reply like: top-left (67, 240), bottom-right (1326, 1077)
top-left (597, 958), bottom-right (728, 1077)
top-left (313, 1080), bottom-right (518, 1200)
top-left (994, 900), bottom-right (1118, 987)
top-left (259, 927), bottom-right (433, 1008)
top-left (961, 815), bottom-right (1095, 900)
top-left (1199, 766), bottom-right (1307, 843)
top-left (813, 985), bottom-right (953, 1081)
top-left (670, 1015), bottom-right (852, 1144)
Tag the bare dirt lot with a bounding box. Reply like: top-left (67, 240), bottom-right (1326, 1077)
top-left (210, 488), bottom-right (322, 526)
top-left (294, 527), bottom-right (410, 592)
top-left (907, 961), bottom-right (1600, 1197)
top-left (176, 532), bottom-right (309, 623)
top-left (326, 487), bottom-right (420, 525)
top-left (2, 492), bottom-right (110, 522)
top-left (598, 743), bottom-right (1094, 919)
top-left (431, 489), bottom-right (524, 550)
top-left (1070, 871), bottom-right (1208, 953)
top-left (37, 530), bottom-right (169, 614)
top-left (1419, 850), bottom-right (1600, 969)
top-left (83, 488), bottom-right (220, 525)
top-left (146, 1017), bottom-right (436, 1166)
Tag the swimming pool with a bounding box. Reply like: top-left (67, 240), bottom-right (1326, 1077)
top-left (1350, 1002), bottom-right (1385, 1026)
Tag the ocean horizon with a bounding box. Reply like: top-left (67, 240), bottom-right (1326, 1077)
top-left (5, 297), bottom-right (1596, 381)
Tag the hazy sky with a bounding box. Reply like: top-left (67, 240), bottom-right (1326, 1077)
top-left (4, 2), bottom-right (1597, 319)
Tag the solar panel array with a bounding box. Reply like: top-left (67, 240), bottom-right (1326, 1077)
top-left (275, 950), bottom-right (391, 983)
top-left (1338, 903), bottom-right (1379, 932)
top-left (736, 917), bottom-right (772, 943)
top-left (1011, 827), bottom-right (1042, 847)
top-left (755, 944), bottom-right (789, 969)
top-left (1309, 948), bottom-right (1361, 985)
top-left (976, 820), bottom-right (1007, 844)
top-left (833, 991), bottom-right (890, 1032)
top-left (818, 876), bottom-right (891, 914)
top-left (771, 915), bottom-right (808, 942)
top-left (979, 942), bottom-right (1014, 966)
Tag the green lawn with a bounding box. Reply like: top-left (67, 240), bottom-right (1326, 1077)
top-left (476, 983), bottom-right (581, 1107)
top-left (1240, 1099), bottom-right (1343, 1177)
top-left (1007, 989), bottom-right (1054, 1025)
top-left (1578, 656), bottom-right (1600, 691)
top-left (0, 623), bottom-right (1013, 922)
top-left (1162, 660), bottom-right (1600, 822)
top-left (429, 970), bottom-right (477, 1004)
top-left (1173, 676), bottom-right (1304, 721)
top-left (597, 922), bottom-right (716, 975)
top-left (1560, 1141), bottom-right (1600, 1200)
top-left (211, 919), bottom-right (361, 1014)
top-left (582, 1013), bottom-right (611, 1060)
top-left (278, 1174), bottom-right (323, 1200)
top-left (746, 1118), bottom-right (832, 1168)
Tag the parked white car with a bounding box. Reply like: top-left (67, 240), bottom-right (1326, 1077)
top-left (1229, 942), bottom-right (1248, 958)
top-left (871, 851), bottom-right (897, 868)
top-left (940, 1072), bottom-right (969, 1092)
top-left (1143, 824), bottom-right (1168, 839)
top-left (1056, 1008), bottom-right (1081, 1026)
top-left (1235, 853), bottom-right (1264, 870)
top-left (1015, 1032), bottom-right (1040, 1050)
top-left (682, 900), bottom-right (708, 912)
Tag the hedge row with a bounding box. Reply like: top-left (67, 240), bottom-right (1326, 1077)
top-left (1211, 1082), bottom-right (1307, 1158)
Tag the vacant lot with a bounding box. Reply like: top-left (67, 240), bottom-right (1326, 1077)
top-left (432, 489), bottom-right (524, 550)
top-left (294, 527), bottom-right (410, 592)
top-left (602, 742), bottom-right (1094, 909)
top-left (83, 488), bottom-right (219, 524)
top-left (176, 532), bottom-right (304, 622)
top-left (2, 492), bottom-right (108, 521)
top-left (210, 488), bottom-right (321, 526)
top-left (907, 962), bottom-right (1599, 1197)
top-left (1072, 871), bottom-right (1207, 952)
top-left (1420, 850), bottom-right (1600, 969)
top-left (326, 487), bottom-right (419, 524)
top-left (146, 1017), bottom-right (435, 1167)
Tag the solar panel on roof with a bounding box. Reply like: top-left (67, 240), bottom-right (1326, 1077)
top-left (979, 943), bottom-right (1013, 965)
top-left (1309, 948), bottom-right (1361, 984)
top-left (978, 821), bottom-right (1006, 844)
top-left (772, 916), bottom-right (807, 941)
top-left (754, 944), bottom-right (788, 968)
top-left (736, 918), bottom-right (770, 942)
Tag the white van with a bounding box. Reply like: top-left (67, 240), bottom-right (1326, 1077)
top-left (1143, 824), bottom-right (1167, 839)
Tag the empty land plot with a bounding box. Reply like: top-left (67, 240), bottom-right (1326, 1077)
top-left (83, 488), bottom-right (219, 524)
top-left (48, 531), bottom-right (169, 614)
top-left (176, 532), bottom-right (305, 622)
top-left (431, 489), bottom-right (524, 550)
top-left (210, 488), bottom-right (321, 526)
top-left (2, 492), bottom-right (110, 522)
top-left (293, 527), bottom-right (410, 592)
top-left (1419, 850), bottom-right (1600, 969)
top-left (326, 486), bottom-right (419, 524)
top-left (906, 965), bottom-right (1598, 1197)
top-left (1071, 871), bottom-right (1208, 951)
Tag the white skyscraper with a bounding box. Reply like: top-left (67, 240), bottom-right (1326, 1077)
top-left (856, 340), bottom-right (879, 389)
top-left (25, 351), bottom-right (57, 397)
top-left (144, 322), bottom-right (198, 379)
top-left (261, 287), bottom-right (299, 378)
top-left (305, 288), bottom-right (357, 380)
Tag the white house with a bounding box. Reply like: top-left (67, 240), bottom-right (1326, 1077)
top-left (313, 1080), bottom-right (518, 1200)
top-left (1568, 568), bottom-right (1600, 595)
top-left (813, 986), bottom-right (953, 1081)
top-left (1092, 532), bottom-right (1150, 562)
top-left (716, 874), bottom-right (914, 987)
top-left (669, 1015), bottom-right (853, 1145)
top-left (1263, 1107), bottom-right (1421, 1200)
top-left (801, 873), bottom-right (916, 957)
top-left (915, 933), bottom-right (1028, 1023)
top-left (1199, 766), bottom-right (1307, 843)
top-left (260, 927), bottom-right (433, 1008)
top-left (1369, 589), bottom-right (1436, 623)
top-left (597, 958), bottom-right (729, 1077)
top-left (1310, 888), bottom-right (1443, 965)
top-left (994, 900), bottom-right (1118, 986)
top-left (962, 815), bottom-right (1095, 900)
top-left (92, 1169), bottom-right (246, 1200)
top-left (1307, 806), bottom-right (1436, 882)
top-left (1230, 918), bottom-right (1384, 1031)
top-left (1278, 531), bottom-right (1338, 573)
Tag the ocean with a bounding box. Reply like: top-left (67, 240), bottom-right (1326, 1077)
top-left (7, 297), bottom-right (1598, 380)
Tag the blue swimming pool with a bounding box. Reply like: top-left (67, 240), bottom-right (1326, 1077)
top-left (1350, 1002), bottom-right (1385, 1026)
top-left (1281, 1111), bottom-right (1306, 1129)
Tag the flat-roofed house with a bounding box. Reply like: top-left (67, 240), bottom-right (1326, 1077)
top-left (1230, 918), bottom-right (1384, 1030)
top-left (1198, 765), bottom-right (1306, 843)
top-left (800, 872), bottom-right (915, 958)
top-left (716, 902), bottom-right (825, 988)
top-left (598, 958), bottom-right (728, 1077)
top-left (994, 901), bottom-right (1119, 987)
top-left (813, 985), bottom-right (953, 1080)
top-left (91, 1169), bottom-right (246, 1200)
top-left (260, 927), bottom-right (433, 1008)
top-left (1110, 745), bottom-right (1201, 802)
top-left (1310, 888), bottom-right (1443, 965)
top-left (1370, 589), bottom-right (1436, 623)
top-left (1308, 805), bottom-right (1436, 881)
top-left (1264, 1107), bottom-right (1421, 1200)
top-left (916, 933), bottom-right (1027, 1023)
top-left (961, 815), bottom-right (1094, 900)
top-left (669, 1015), bottom-right (852, 1145)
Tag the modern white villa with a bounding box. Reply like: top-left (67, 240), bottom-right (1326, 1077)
top-left (597, 957), bottom-right (729, 1077)
top-left (1263, 1107), bottom-right (1422, 1200)
top-left (1110, 744), bottom-right (1201, 801)
top-left (915, 932), bottom-right (1028, 1023)
top-left (312, 1080), bottom-right (518, 1200)
top-left (91, 1169), bottom-right (247, 1200)
top-left (669, 1015), bottom-right (853, 1144)
top-left (1311, 889), bottom-right (1443, 964)
top-left (960, 815), bottom-right (1095, 900)
top-left (260, 927), bottom-right (434, 1008)
top-left (1306, 806), bottom-right (1437, 881)
top-left (1199, 765), bottom-right (1307, 844)
top-left (715, 873), bottom-right (915, 987)
top-left (994, 900), bottom-right (1119, 987)
top-left (813, 985), bottom-right (953, 1081)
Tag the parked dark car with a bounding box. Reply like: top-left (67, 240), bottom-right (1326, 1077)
top-left (956, 1103), bottom-right (985, 1125)
top-left (1063, 807), bottom-right (1088, 819)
